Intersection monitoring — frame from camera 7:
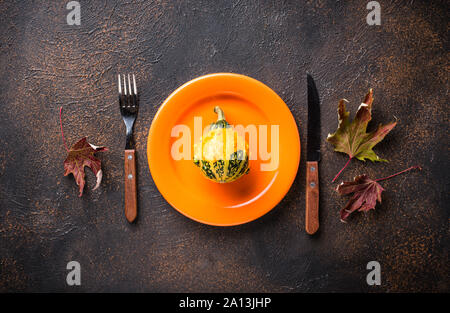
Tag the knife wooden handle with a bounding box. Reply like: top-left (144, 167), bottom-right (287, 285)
top-left (306, 161), bottom-right (319, 234)
top-left (124, 149), bottom-right (137, 222)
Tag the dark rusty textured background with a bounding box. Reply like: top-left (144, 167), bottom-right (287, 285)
top-left (0, 0), bottom-right (448, 292)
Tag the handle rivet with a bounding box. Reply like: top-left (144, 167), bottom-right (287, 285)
top-left (128, 155), bottom-right (133, 160)
top-left (128, 174), bottom-right (133, 179)
top-left (310, 166), bottom-right (316, 172)
top-left (310, 182), bottom-right (316, 188)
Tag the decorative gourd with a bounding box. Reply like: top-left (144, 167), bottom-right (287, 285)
top-left (193, 106), bottom-right (250, 183)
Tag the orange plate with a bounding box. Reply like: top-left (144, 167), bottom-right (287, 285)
top-left (147, 73), bottom-right (300, 226)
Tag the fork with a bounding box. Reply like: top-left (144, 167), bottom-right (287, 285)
top-left (118, 74), bottom-right (138, 222)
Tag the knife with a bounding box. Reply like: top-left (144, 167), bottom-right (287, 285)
top-left (306, 74), bottom-right (321, 235)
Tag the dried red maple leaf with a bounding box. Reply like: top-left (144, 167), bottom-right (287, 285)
top-left (336, 166), bottom-right (421, 221)
top-left (63, 137), bottom-right (107, 197)
top-left (60, 107), bottom-right (107, 196)
top-left (327, 89), bottom-right (397, 182)
top-left (336, 174), bottom-right (384, 221)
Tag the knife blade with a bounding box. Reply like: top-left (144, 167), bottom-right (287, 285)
top-left (306, 74), bottom-right (320, 235)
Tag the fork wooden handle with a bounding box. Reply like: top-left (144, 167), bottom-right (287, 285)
top-left (306, 161), bottom-right (319, 234)
top-left (124, 149), bottom-right (137, 222)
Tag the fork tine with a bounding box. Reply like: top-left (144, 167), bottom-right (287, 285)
top-left (123, 74), bottom-right (127, 95)
top-left (128, 74), bottom-right (132, 95)
top-left (118, 74), bottom-right (122, 94)
top-left (132, 74), bottom-right (137, 95)
top-left (123, 74), bottom-right (129, 107)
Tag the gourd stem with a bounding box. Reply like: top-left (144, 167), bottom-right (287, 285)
top-left (214, 106), bottom-right (226, 121)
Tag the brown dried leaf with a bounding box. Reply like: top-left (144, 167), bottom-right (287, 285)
top-left (63, 137), bottom-right (107, 197)
top-left (336, 174), bottom-right (384, 221)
